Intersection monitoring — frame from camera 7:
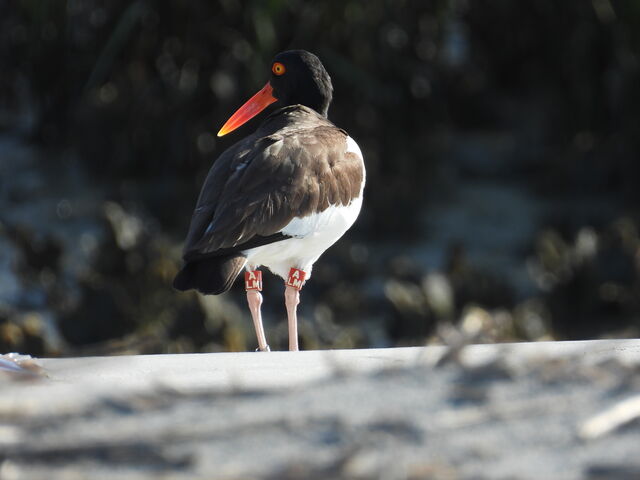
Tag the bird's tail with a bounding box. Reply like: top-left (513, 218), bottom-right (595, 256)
top-left (173, 254), bottom-right (246, 295)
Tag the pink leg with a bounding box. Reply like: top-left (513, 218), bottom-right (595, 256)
top-left (284, 286), bottom-right (300, 351)
top-left (245, 270), bottom-right (269, 352)
top-left (284, 268), bottom-right (306, 352)
top-left (247, 290), bottom-right (269, 351)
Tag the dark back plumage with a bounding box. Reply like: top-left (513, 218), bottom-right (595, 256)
top-left (183, 106), bottom-right (362, 259)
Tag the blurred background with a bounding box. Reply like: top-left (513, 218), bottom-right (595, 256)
top-left (1, 0), bottom-right (639, 356)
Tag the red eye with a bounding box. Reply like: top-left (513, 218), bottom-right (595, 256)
top-left (272, 62), bottom-right (286, 76)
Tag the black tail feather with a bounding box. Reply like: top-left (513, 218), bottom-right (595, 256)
top-left (173, 254), bottom-right (246, 295)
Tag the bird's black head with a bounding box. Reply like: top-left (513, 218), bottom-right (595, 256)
top-left (269, 50), bottom-right (333, 117)
top-left (217, 50), bottom-right (333, 137)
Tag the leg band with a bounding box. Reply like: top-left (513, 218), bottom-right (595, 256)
top-left (286, 268), bottom-right (306, 290)
top-left (245, 270), bottom-right (263, 291)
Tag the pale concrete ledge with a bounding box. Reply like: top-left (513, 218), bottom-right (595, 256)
top-left (2, 339), bottom-right (640, 480)
top-left (40, 338), bottom-right (640, 388)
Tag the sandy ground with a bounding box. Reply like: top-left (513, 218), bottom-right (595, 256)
top-left (1, 340), bottom-right (640, 480)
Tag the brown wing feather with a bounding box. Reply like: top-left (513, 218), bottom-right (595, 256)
top-left (181, 106), bottom-right (363, 260)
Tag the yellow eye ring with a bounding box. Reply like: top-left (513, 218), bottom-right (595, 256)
top-left (272, 62), bottom-right (286, 76)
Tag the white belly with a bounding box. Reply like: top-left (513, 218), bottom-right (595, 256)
top-left (243, 196), bottom-right (363, 279)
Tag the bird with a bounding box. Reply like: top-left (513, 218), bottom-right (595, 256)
top-left (173, 50), bottom-right (365, 352)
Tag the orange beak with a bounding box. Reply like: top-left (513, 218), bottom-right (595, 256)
top-left (217, 82), bottom-right (278, 137)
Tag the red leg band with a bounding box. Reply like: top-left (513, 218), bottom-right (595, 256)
top-left (286, 268), bottom-right (306, 290)
top-left (245, 270), bottom-right (263, 291)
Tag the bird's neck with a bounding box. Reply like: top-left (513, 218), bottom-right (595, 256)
top-left (288, 94), bottom-right (330, 118)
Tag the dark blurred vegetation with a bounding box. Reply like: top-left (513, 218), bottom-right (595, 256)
top-left (1, 0), bottom-right (639, 356)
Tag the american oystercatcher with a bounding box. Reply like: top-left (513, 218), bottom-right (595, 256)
top-left (174, 50), bottom-right (365, 351)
